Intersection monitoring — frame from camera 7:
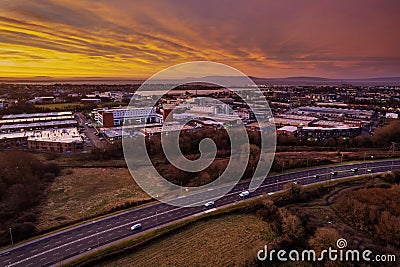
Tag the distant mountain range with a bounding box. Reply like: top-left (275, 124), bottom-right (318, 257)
top-left (1, 76), bottom-right (400, 86)
top-left (248, 76), bottom-right (400, 86)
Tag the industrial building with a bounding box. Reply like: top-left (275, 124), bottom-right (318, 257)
top-left (295, 106), bottom-right (374, 120)
top-left (93, 107), bottom-right (162, 127)
top-left (0, 111), bottom-right (82, 152)
top-left (0, 128), bottom-right (83, 152)
top-left (27, 128), bottom-right (83, 153)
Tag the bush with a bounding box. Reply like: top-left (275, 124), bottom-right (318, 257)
top-left (44, 162), bottom-right (61, 176)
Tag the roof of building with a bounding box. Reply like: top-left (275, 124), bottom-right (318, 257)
top-left (0, 127), bottom-right (82, 143)
top-left (2, 111), bottom-right (72, 119)
top-left (0, 115), bottom-right (74, 125)
top-left (0, 119), bottom-right (77, 130)
top-left (27, 128), bottom-right (82, 143)
top-left (141, 124), bottom-right (194, 135)
top-left (301, 126), bottom-right (359, 131)
top-left (277, 126), bottom-right (298, 132)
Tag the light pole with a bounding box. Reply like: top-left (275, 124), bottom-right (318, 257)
top-left (81, 205), bottom-right (85, 222)
top-left (9, 227), bottom-right (13, 245)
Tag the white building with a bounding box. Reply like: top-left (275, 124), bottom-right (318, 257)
top-left (94, 107), bottom-right (162, 127)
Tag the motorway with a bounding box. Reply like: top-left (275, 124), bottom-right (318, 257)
top-left (1, 160), bottom-right (400, 267)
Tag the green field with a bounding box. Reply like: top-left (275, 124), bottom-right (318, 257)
top-left (36, 167), bottom-right (150, 231)
top-left (98, 214), bottom-right (275, 267)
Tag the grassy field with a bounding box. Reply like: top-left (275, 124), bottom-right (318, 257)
top-left (36, 168), bottom-right (150, 231)
top-left (97, 214), bottom-right (275, 267)
top-left (34, 102), bottom-right (85, 110)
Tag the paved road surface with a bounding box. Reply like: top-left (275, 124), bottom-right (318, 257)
top-left (1, 160), bottom-right (399, 267)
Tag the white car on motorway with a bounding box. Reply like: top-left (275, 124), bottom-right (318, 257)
top-left (130, 223), bottom-right (142, 231)
top-left (204, 201), bottom-right (215, 207)
top-left (239, 190), bottom-right (249, 198)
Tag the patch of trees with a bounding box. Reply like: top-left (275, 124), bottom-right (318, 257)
top-left (89, 141), bottom-right (124, 160)
top-left (144, 128), bottom-right (261, 187)
top-left (0, 102), bottom-right (41, 115)
top-left (334, 184), bottom-right (400, 248)
top-left (0, 151), bottom-right (61, 245)
top-left (256, 200), bottom-right (305, 250)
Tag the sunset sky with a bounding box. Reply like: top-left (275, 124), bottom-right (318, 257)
top-left (1, 0), bottom-right (399, 79)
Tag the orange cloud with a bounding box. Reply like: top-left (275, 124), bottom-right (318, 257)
top-left (0, 0), bottom-right (399, 79)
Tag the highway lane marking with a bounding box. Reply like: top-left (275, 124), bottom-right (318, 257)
top-left (7, 198), bottom-right (224, 266)
top-left (6, 162), bottom-right (400, 266)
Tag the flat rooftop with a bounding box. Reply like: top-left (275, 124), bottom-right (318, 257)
top-left (2, 111), bottom-right (73, 119)
top-left (27, 128), bottom-right (82, 143)
top-left (0, 119), bottom-right (78, 131)
top-left (0, 115), bottom-right (74, 125)
top-left (0, 127), bottom-right (82, 143)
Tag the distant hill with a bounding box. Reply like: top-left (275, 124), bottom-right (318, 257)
top-left (249, 76), bottom-right (400, 86)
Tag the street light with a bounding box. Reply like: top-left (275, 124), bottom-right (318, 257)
top-left (9, 227), bottom-right (13, 245)
top-left (81, 205), bottom-right (85, 222)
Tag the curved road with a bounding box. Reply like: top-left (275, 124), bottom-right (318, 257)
top-left (1, 160), bottom-right (399, 267)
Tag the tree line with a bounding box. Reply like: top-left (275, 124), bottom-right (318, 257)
top-left (0, 151), bottom-right (61, 245)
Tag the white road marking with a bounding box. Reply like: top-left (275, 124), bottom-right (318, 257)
top-left (6, 162), bottom-right (400, 267)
